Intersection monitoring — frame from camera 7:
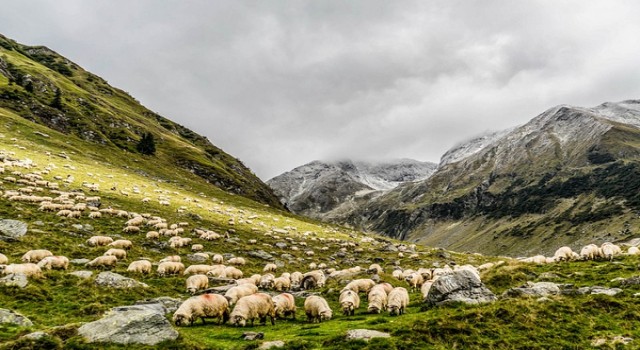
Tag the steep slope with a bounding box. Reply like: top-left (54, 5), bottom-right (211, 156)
top-left (350, 101), bottom-right (640, 256)
top-left (0, 33), bottom-right (281, 208)
top-left (267, 159), bottom-right (437, 219)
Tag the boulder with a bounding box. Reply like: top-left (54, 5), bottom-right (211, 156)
top-left (578, 286), bottom-right (622, 296)
top-left (78, 304), bottom-right (178, 345)
top-left (346, 329), bottom-right (391, 341)
top-left (425, 269), bottom-right (497, 306)
top-left (0, 309), bottom-right (33, 327)
top-left (275, 242), bottom-right (287, 249)
top-left (0, 273), bottom-right (29, 288)
top-left (95, 272), bottom-right (148, 289)
top-left (186, 254), bottom-right (208, 263)
top-left (502, 282), bottom-right (561, 298)
top-left (69, 271), bottom-right (93, 279)
top-left (136, 297), bottom-right (183, 314)
top-left (242, 332), bottom-right (264, 340)
top-left (0, 219), bottom-right (27, 238)
top-left (248, 250), bottom-right (274, 261)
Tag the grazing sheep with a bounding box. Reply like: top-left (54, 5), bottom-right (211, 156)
top-left (290, 271), bottom-right (303, 287)
top-left (173, 294), bottom-right (230, 326)
top-left (308, 262), bottom-right (317, 270)
top-left (37, 256), bottom-right (69, 270)
top-left (263, 263), bottom-right (277, 273)
top-left (160, 255), bottom-right (181, 263)
top-left (127, 260), bottom-right (152, 274)
top-left (87, 236), bottom-right (113, 247)
top-left (88, 212), bottom-right (102, 219)
top-left (367, 264), bottom-right (383, 275)
top-left (235, 278), bottom-right (257, 286)
top-left (104, 248), bottom-right (127, 260)
top-left (86, 255), bottom-right (118, 269)
top-left (421, 280), bottom-right (434, 301)
top-left (224, 266), bottom-right (243, 279)
top-left (553, 246), bottom-right (575, 262)
top-left (580, 244), bottom-right (601, 261)
top-left (184, 264), bottom-right (215, 276)
top-left (158, 262), bottom-right (185, 276)
top-left (342, 278), bottom-right (376, 294)
top-left (205, 265), bottom-right (227, 278)
top-left (229, 293), bottom-right (276, 327)
top-left (367, 284), bottom-right (388, 314)
top-left (259, 273), bottom-right (276, 289)
top-left (224, 284), bottom-right (259, 305)
top-left (122, 226), bottom-right (141, 233)
top-left (477, 263), bottom-right (495, 271)
top-left (376, 282), bottom-right (394, 295)
top-left (186, 274), bottom-right (209, 294)
top-left (228, 257), bottom-right (246, 266)
top-left (392, 269), bottom-right (403, 280)
top-left (21, 249), bottom-right (53, 263)
top-left (0, 263), bottom-right (43, 277)
top-left (521, 255), bottom-right (547, 264)
top-left (601, 242), bottom-right (622, 261)
top-left (212, 254), bottom-right (224, 264)
top-left (404, 273), bottom-right (424, 292)
top-left (108, 240), bottom-right (133, 250)
top-left (0, 253), bottom-right (8, 265)
top-left (301, 270), bottom-right (326, 290)
top-left (628, 246), bottom-right (640, 255)
top-left (272, 293), bottom-right (296, 319)
top-left (387, 287), bottom-right (409, 316)
top-left (145, 231), bottom-right (160, 240)
top-left (339, 289), bottom-right (360, 316)
top-left (304, 295), bottom-right (332, 323)
top-left (191, 244), bottom-right (204, 252)
top-left (273, 276), bottom-right (291, 292)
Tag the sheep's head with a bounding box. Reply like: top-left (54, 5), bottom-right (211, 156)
top-left (389, 306), bottom-right (400, 316)
top-left (341, 301), bottom-right (353, 314)
top-left (231, 315), bottom-right (246, 327)
top-left (187, 287), bottom-right (197, 295)
top-left (0, 265), bottom-right (6, 273)
top-left (319, 310), bottom-right (332, 321)
top-left (368, 306), bottom-right (381, 314)
top-left (173, 313), bottom-right (191, 327)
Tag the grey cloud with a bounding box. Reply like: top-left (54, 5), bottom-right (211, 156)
top-left (2, 1), bottom-right (640, 179)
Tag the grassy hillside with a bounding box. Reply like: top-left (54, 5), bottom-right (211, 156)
top-left (0, 33), bottom-right (281, 208)
top-left (0, 110), bottom-right (640, 349)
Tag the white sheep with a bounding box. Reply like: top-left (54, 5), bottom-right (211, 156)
top-left (301, 270), bottom-right (326, 290)
top-left (367, 284), bottom-right (388, 314)
top-left (224, 266), bottom-right (243, 279)
top-left (628, 246), bottom-right (640, 255)
top-left (387, 287), bottom-right (409, 316)
top-left (191, 244), bottom-right (204, 252)
top-left (87, 236), bottom-right (113, 247)
top-left (173, 294), bottom-right (230, 326)
top-left (0, 253), bottom-right (8, 265)
top-left (0, 263), bottom-right (43, 277)
top-left (404, 273), bottom-right (424, 292)
top-left (86, 255), bottom-right (118, 269)
top-left (259, 273), bottom-right (276, 289)
top-left (342, 278), bottom-right (376, 294)
top-left (104, 248), bottom-right (127, 260)
top-left (186, 274), bottom-right (209, 294)
top-left (367, 264), bottom-right (383, 275)
top-left (37, 256), bottom-right (69, 270)
top-left (553, 246), bottom-right (575, 262)
top-left (601, 242), bottom-right (622, 261)
top-left (127, 260), bottom-right (152, 274)
top-left (145, 231), bottom-right (160, 240)
top-left (184, 264), bottom-right (215, 276)
top-left (224, 284), bottom-right (258, 305)
top-left (580, 244), bottom-right (601, 261)
top-left (304, 295), bottom-right (332, 323)
top-left (273, 276), bottom-right (291, 292)
top-left (21, 249), bottom-right (53, 263)
top-left (290, 271), bottom-right (303, 287)
top-left (339, 289), bottom-right (360, 316)
top-left (263, 263), bottom-right (277, 273)
top-left (108, 240), bottom-right (133, 250)
top-left (272, 293), bottom-right (296, 319)
top-left (228, 257), bottom-right (246, 266)
top-left (205, 265), bottom-right (227, 278)
top-left (160, 255), bottom-right (181, 263)
top-left (230, 293), bottom-right (276, 327)
top-left (212, 254), bottom-right (224, 264)
top-left (421, 280), bottom-right (434, 301)
top-left (157, 261), bottom-right (185, 276)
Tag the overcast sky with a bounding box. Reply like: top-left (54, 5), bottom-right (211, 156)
top-left (2, 1), bottom-right (640, 179)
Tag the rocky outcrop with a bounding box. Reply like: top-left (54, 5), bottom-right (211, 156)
top-left (78, 304), bottom-right (178, 345)
top-left (346, 329), bottom-right (391, 341)
top-left (425, 270), bottom-right (496, 306)
top-left (503, 282), bottom-right (561, 298)
top-left (94, 272), bottom-right (148, 289)
top-left (0, 273), bottom-right (29, 288)
top-left (0, 219), bottom-right (28, 239)
top-left (0, 309), bottom-right (33, 327)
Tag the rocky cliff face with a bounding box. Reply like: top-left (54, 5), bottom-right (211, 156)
top-left (267, 159), bottom-right (437, 220)
top-left (348, 100), bottom-right (640, 256)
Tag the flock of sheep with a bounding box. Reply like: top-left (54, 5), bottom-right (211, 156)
top-left (518, 242), bottom-right (639, 264)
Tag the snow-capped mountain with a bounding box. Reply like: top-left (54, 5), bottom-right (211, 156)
top-left (267, 159), bottom-right (437, 219)
top-left (348, 100), bottom-right (640, 256)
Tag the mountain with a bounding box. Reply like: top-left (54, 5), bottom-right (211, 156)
top-left (347, 100), bottom-right (640, 256)
top-left (0, 34), bottom-right (282, 208)
top-left (267, 159), bottom-right (437, 220)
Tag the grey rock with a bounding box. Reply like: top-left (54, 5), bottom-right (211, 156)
top-left (0, 219), bottom-right (27, 238)
top-left (201, 285), bottom-right (236, 294)
top-left (503, 282), bottom-right (561, 298)
top-left (0, 309), bottom-right (33, 327)
top-left (382, 244), bottom-right (398, 252)
top-left (33, 221), bottom-right (44, 226)
top-left (69, 271), bottom-right (93, 279)
top-left (135, 297), bottom-right (182, 314)
top-left (242, 332), bottom-right (264, 340)
top-left (223, 253), bottom-right (235, 260)
top-left (0, 273), bottom-right (29, 288)
top-left (71, 259), bottom-right (90, 265)
top-left (274, 260), bottom-right (285, 268)
top-left (275, 242), bottom-right (288, 249)
top-left (95, 272), bottom-right (148, 289)
top-left (280, 254), bottom-right (294, 260)
top-left (78, 305), bottom-right (178, 345)
top-left (83, 224), bottom-right (94, 231)
top-left (586, 286), bottom-right (622, 296)
top-left (537, 272), bottom-right (560, 280)
top-left (346, 329), bottom-right (391, 341)
top-left (186, 254), bottom-right (208, 263)
top-left (248, 250), bottom-right (274, 261)
top-left (290, 291), bottom-right (319, 298)
top-left (618, 276), bottom-right (640, 286)
top-left (72, 224), bottom-right (84, 230)
top-left (425, 270), bottom-right (497, 306)
top-left (260, 340), bottom-right (285, 349)
top-left (22, 331), bottom-right (47, 340)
